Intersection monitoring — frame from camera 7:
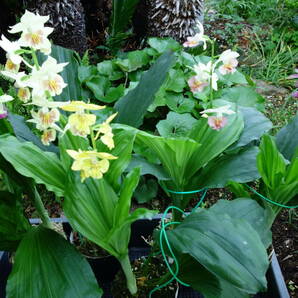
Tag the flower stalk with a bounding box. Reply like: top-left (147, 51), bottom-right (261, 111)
top-left (119, 255), bottom-right (137, 295)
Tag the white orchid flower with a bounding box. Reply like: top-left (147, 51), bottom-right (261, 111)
top-left (183, 21), bottom-right (209, 50)
top-left (200, 105), bottom-right (235, 118)
top-left (200, 105), bottom-right (235, 131)
top-left (0, 35), bottom-right (22, 65)
top-left (9, 10), bottom-right (49, 34)
top-left (28, 57), bottom-right (68, 97)
top-left (190, 61), bottom-right (218, 92)
top-left (9, 10), bottom-right (53, 55)
top-left (218, 49), bottom-right (240, 75)
top-left (28, 107), bottom-right (61, 131)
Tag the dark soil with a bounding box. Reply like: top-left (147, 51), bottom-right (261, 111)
top-left (272, 210), bottom-right (298, 297)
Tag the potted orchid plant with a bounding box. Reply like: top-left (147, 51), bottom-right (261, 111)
top-left (0, 10), bottom-right (289, 298)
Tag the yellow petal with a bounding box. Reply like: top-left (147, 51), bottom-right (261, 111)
top-left (61, 101), bottom-right (105, 112)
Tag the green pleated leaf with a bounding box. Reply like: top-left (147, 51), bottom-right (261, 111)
top-left (257, 135), bottom-right (287, 189)
top-left (210, 198), bottom-right (272, 248)
top-left (0, 135), bottom-right (66, 196)
top-left (200, 146), bottom-right (260, 188)
top-left (113, 168), bottom-right (140, 226)
top-left (276, 114), bottom-right (298, 161)
top-left (167, 208), bottom-right (269, 294)
top-left (115, 51), bottom-right (175, 127)
top-left (0, 191), bottom-right (30, 251)
top-left (136, 131), bottom-right (202, 189)
top-left (126, 154), bottom-right (169, 180)
top-left (188, 113), bottom-right (244, 169)
top-left (6, 226), bottom-right (102, 298)
top-left (64, 174), bottom-right (118, 255)
top-left (64, 172), bottom-right (155, 258)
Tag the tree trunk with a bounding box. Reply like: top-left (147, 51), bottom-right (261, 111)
top-left (146, 0), bottom-right (204, 42)
top-left (27, 0), bottom-right (88, 55)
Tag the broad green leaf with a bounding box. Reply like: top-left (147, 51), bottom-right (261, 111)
top-left (7, 113), bottom-right (58, 153)
top-left (97, 60), bottom-right (124, 80)
top-left (0, 191), bottom-right (30, 251)
top-left (136, 131), bottom-right (202, 188)
top-left (115, 51), bottom-right (175, 127)
top-left (219, 279), bottom-right (250, 298)
top-left (126, 154), bottom-right (169, 180)
top-left (134, 177), bottom-right (158, 203)
top-left (210, 198), bottom-right (272, 247)
top-left (115, 50), bottom-right (150, 72)
top-left (220, 70), bottom-right (247, 85)
top-left (164, 68), bottom-right (186, 92)
top-left (6, 226), bottom-right (102, 298)
top-left (200, 147), bottom-right (260, 188)
top-left (166, 93), bottom-right (195, 113)
top-left (78, 65), bottom-right (97, 83)
top-left (188, 113), bottom-right (244, 169)
top-left (86, 76), bottom-right (111, 100)
top-left (220, 86), bottom-right (265, 111)
top-left (276, 114), bottom-right (298, 161)
top-left (103, 85), bottom-right (125, 103)
top-left (156, 112), bottom-right (197, 138)
top-left (148, 37), bottom-right (181, 54)
top-left (257, 135), bottom-right (287, 189)
top-left (0, 135), bottom-right (66, 196)
top-left (227, 107), bottom-right (272, 150)
top-left (167, 209), bottom-right (269, 293)
top-left (178, 255), bottom-right (221, 298)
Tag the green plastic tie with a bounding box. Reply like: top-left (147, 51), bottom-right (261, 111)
top-left (245, 184), bottom-right (298, 209)
top-left (149, 188), bottom-right (208, 297)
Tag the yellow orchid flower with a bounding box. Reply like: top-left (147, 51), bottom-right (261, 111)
top-left (94, 113), bottom-right (117, 149)
top-left (68, 113), bottom-right (96, 137)
top-left (61, 101), bottom-right (105, 112)
top-left (67, 149), bottom-right (117, 182)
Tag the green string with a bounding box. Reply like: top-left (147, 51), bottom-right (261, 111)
top-left (245, 184), bottom-right (298, 209)
top-left (149, 189), bottom-right (207, 297)
top-left (166, 188), bottom-right (206, 194)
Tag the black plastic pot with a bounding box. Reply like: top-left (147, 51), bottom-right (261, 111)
top-left (0, 217), bottom-right (290, 298)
